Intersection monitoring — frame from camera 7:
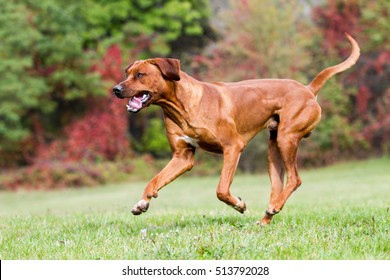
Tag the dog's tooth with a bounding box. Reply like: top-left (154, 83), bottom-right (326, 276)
top-left (126, 105), bottom-right (131, 110)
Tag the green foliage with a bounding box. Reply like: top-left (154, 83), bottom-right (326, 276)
top-left (141, 118), bottom-right (171, 158)
top-left (198, 0), bottom-right (314, 82)
top-left (0, 1), bottom-right (47, 143)
top-left (0, 0), bottom-right (104, 161)
top-left (300, 73), bottom-right (368, 165)
top-left (361, 0), bottom-right (390, 50)
top-left (81, 0), bottom-right (210, 56)
top-left (315, 79), bottom-right (354, 149)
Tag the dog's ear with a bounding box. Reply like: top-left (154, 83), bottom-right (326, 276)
top-left (124, 63), bottom-right (134, 76)
top-left (151, 58), bottom-right (181, 81)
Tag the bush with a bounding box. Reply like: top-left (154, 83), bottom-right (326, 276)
top-left (0, 160), bottom-right (134, 191)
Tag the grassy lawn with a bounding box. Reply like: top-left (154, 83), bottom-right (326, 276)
top-left (0, 158), bottom-right (389, 259)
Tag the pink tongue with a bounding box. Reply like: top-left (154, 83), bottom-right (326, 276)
top-left (129, 96), bottom-right (143, 109)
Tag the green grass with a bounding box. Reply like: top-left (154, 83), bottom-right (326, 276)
top-left (0, 158), bottom-right (389, 259)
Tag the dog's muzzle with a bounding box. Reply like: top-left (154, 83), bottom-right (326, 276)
top-left (112, 84), bottom-right (151, 113)
top-left (112, 85), bottom-right (124, 98)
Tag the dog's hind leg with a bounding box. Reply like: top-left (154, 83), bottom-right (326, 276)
top-left (258, 130), bottom-right (285, 225)
top-left (260, 132), bottom-right (302, 222)
top-left (259, 102), bottom-right (321, 224)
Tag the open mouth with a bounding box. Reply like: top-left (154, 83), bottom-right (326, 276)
top-left (126, 92), bottom-right (151, 113)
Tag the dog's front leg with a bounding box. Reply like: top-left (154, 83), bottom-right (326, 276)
top-left (131, 140), bottom-right (195, 215)
top-left (216, 143), bottom-right (247, 213)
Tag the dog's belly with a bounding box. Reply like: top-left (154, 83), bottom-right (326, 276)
top-left (197, 139), bottom-right (224, 154)
top-left (179, 133), bottom-right (224, 154)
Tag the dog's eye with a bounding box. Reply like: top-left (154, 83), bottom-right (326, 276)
top-left (136, 73), bottom-right (144, 78)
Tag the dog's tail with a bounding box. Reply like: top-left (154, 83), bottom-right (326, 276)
top-left (307, 33), bottom-right (360, 97)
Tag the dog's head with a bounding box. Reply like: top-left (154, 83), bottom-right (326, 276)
top-left (112, 58), bottom-right (180, 113)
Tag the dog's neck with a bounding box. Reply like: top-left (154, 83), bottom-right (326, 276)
top-left (157, 72), bottom-right (204, 132)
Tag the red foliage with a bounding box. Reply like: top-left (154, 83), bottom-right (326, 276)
top-left (64, 45), bottom-right (130, 161)
top-left (3, 44), bottom-right (132, 189)
top-left (65, 98), bottom-right (129, 160)
top-left (312, 0), bottom-right (390, 153)
top-left (312, 0), bottom-right (361, 56)
top-left (0, 160), bottom-right (134, 190)
top-left (32, 44), bottom-right (130, 163)
top-left (356, 85), bottom-right (371, 116)
top-left (93, 45), bottom-right (124, 82)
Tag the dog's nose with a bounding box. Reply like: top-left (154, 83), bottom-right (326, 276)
top-left (112, 85), bottom-right (123, 98)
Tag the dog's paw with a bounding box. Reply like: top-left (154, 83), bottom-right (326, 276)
top-left (131, 199), bottom-right (149, 215)
top-left (265, 207), bottom-right (280, 216)
top-left (232, 196), bottom-right (246, 214)
top-left (256, 217), bottom-right (272, 226)
top-left (256, 210), bottom-right (276, 225)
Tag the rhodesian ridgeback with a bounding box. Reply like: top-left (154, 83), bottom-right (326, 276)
top-left (113, 34), bottom-right (360, 224)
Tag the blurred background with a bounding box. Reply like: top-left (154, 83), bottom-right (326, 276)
top-left (0, 0), bottom-right (389, 190)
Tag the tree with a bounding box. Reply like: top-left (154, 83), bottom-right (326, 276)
top-left (0, 0), bottom-right (104, 166)
top-left (82, 0), bottom-right (211, 57)
top-left (0, 0), bottom-right (214, 167)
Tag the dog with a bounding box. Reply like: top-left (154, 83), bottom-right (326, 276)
top-left (113, 34), bottom-right (360, 225)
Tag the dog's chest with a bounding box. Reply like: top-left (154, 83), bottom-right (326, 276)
top-left (179, 135), bottom-right (199, 148)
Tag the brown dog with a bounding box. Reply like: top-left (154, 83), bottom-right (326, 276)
top-left (113, 34), bottom-right (360, 224)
